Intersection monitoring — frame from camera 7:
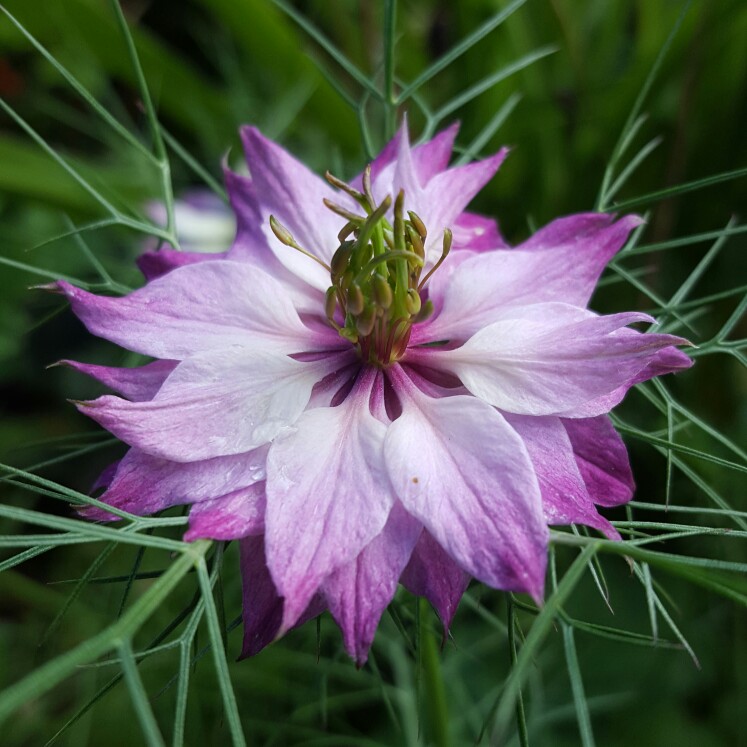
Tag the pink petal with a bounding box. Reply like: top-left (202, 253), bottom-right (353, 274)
top-left (58, 359), bottom-right (176, 401)
top-left (264, 368), bottom-right (394, 631)
top-left (185, 482), bottom-right (266, 541)
top-left (241, 126), bottom-right (343, 291)
top-left (58, 260), bottom-right (321, 360)
top-left (85, 445), bottom-right (267, 520)
top-left (79, 349), bottom-right (348, 462)
top-left (384, 366), bottom-right (548, 602)
top-left (505, 414), bottom-right (620, 539)
top-left (433, 303), bottom-right (689, 417)
top-left (400, 530), bottom-right (470, 634)
top-left (422, 214), bottom-right (643, 341)
top-left (562, 416), bottom-right (635, 508)
top-left (322, 502), bottom-right (421, 664)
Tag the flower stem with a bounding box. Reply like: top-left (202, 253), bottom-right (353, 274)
top-left (418, 598), bottom-right (450, 747)
top-left (507, 596), bottom-right (530, 747)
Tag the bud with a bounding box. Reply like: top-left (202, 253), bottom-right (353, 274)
top-left (323, 198), bottom-right (363, 223)
top-left (330, 242), bottom-right (354, 280)
top-left (406, 225), bottom-right (425, 260)
top-left (442, 227), bottom-right (453, 256)
top-left (325, 287), bottom-right (338, 320)
top-left (405, 288), bottom-right (422, 315)
top-left (347, 283), bottom-right (365, 315)
top-left (356, 305), bottom-right (377, 337)
top-left (372, 275), bottom-right (393, 309)
top-left (408, 211), bottom-right (427, 240)
top-left (412, 298), bottom-right (434, 324)
top-left (269, 215), bottom-right (296, 247)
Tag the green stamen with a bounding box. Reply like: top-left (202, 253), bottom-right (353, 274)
top-left (270, 167), bottom-right (454, 367)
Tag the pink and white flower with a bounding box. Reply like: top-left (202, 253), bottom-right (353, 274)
top-left (56, 124), bottom-right (691, 663)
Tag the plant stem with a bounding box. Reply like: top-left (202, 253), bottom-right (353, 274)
top-left (418, 598), bottom-right (449, 747)
top-left (508, 597), bottom-right (530, 747)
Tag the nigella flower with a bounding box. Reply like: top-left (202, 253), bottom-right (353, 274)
top-left (55, 124), bottom-right (692, 664)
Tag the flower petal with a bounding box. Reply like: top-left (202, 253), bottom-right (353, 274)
top-left (265, 368), bottom-right (394, 631)
top-left (384, 367), bottom-right (547, 601)
top-left (419, 149), bottom-right (507, 259)
top-left (322, 502), bottom-right (421, 664)
top-left (354, 122), bottom-right (458, 192)
top-left (400, 530), bottom-right (470, 634)
top-left (58, 260), bottom-right (318, 359)
top-left (239, 536), bottom-right (326, 658)
top-left (58, 359), bottom-right (177, 401)
top-left (505, 414), bottom-right (620, 539)
top-left (241, 126), bottom-right (343, 291)
top-left (423, 214), bottom-right (643, 341)
top-left (239, 535), bottom-right (284, 657)
top-left (412, 122), bottom-right (460, 184)
top-left (137, 248), bottom-right (225, 281)
top-left (185, 482), bottom-right (266, 541)
top-left (86, 445), bottom-right (268, 520)
top-left (562, 416), bottom-right (635, 508)
top-left (79, 348), bottom-right (346, 462)
top-left (451, 211), bottom-right (507, 251)
top-left (433, 303), bottom-right (689, 417)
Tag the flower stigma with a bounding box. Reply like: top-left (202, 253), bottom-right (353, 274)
top-left (270, 165), bottom-right (452, 367)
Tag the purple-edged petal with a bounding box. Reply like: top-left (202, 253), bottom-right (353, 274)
top-left (59, 359), bottom-right (176, 401)
top-left (451, 212), bottom-right (507, 251)
top-left (59, 261), bottom-right (322, 360)
top-left (239, 535), bottom-right (284, 657)
top-left (265, 368), bottom-right (394, 631)
top-left (553, 336), bottom-right (693, 418)
top-left (223, 167), bottom-right (331, 314)
top-left (241, 126), bottom-right (343, 291)
top-left (239, 536), bottom-right (326, 658)
top-left (433, 303), bottom-right (689, 417)
top-left (423, 214), bottom-right (643, 341)
top-left (79, 348), bottom-right (347, 462)
top-left (505, 414), bottom-right (620, 539)
top-left (385, 367), bottom-right (547, 601)
top-left (419, 149), bottom-right (508, 259)
top-left (359, 122), bottom-right (459, 195)
top-left (137, 248), bottom-right (226, 281)
top-left (86, 445), bottom-right (268, 520)
top-left (563, 416), bottom-right (635, 508)
top-left (185, 482), bottom-right (266, 541)
top-left (400, 530), bottom-right (470, 633)
top-left (412, 123), bottom-right (459, 183)
top-left (322, 502), bottom-right (421, 664)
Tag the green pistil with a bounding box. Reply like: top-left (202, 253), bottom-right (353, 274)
top-left (269, 166), bottom-right (452, 367)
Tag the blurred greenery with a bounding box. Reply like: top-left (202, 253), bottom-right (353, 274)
top-left (0, 0), bottom-right (745, 745)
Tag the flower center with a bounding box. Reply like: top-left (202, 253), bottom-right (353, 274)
top-left (270, 165), bottom-right (451, 367)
